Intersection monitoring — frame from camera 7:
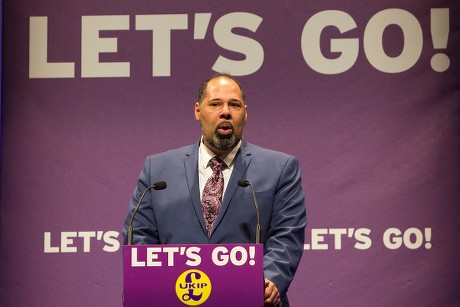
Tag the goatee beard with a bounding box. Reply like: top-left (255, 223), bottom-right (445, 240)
top-left (208, 133), bottom-right (238, 152)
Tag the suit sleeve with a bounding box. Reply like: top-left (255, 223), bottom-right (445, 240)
top-left (122, 156), bottom-right (160, 244)
top-left (263, 156), bottom-right (307, 297)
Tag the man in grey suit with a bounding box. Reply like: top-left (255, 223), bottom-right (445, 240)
top-left (123, 74), bottom-right (307, 306)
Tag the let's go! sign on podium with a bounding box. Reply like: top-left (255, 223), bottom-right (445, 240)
top-left (123, 244), bottom-right (264, 307)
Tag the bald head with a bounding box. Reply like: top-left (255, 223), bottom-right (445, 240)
top-left (197, 73), bottom-right (246, 104)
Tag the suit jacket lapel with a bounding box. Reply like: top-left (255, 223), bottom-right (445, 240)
top-left (213, 140), bottom-right (252, 235)
top-left (184, 141), bottom-right (208, 236)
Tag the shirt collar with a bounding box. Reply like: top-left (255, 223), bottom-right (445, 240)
top-left (199, 137), bottom-right (242, 170)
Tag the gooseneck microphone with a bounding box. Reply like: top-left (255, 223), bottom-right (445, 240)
top-left (238, 179), bottom-right (261, 244)
top-left (127, 181), bottom-right (167, 245)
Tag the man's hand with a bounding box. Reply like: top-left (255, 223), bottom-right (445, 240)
top-left (264, 278), bottom-right (280, 306)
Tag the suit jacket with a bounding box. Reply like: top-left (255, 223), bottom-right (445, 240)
top-left (123, 139), bottom-right (307, 301)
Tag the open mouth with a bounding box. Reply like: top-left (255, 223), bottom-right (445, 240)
top-left (217, 122), bottom-right (233, 135)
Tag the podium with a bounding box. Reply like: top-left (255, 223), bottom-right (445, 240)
top-left (123, 244), bottom-right (264, 306)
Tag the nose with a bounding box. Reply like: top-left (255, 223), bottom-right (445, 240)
top-left (219, 104), bottom-right (231, 120)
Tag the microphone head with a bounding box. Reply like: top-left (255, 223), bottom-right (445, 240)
top-left (153, 181), bottom-right (167, 190)
top-left (238, 179), bottom-right (250, 187)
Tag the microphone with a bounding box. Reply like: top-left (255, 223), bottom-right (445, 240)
top-left (127, 181), bottom-right (167, 245)
top-left (238, 179), bottom-right (261, 244)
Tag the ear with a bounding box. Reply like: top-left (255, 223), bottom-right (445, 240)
top-left (244, 104), bottom-right (248, 122)
top-left (194, 102), bottom-right (200, 121)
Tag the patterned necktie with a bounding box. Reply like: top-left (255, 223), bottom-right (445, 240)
top-left (202, 156), bottom-right (224, 237)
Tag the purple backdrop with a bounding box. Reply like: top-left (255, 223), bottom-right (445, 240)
top-left (1, 0), bottom-right (459, 306)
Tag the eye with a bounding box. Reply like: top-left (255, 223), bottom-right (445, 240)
top-left (230, 102), bottom-right (242, 108)
top-left (209, 101), bottom-right (221, 107)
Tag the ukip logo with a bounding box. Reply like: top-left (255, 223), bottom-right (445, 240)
top-left (175, 269), bottom-right (212, 306)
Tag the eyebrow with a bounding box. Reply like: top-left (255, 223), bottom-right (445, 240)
top-left (208, 98), bottom-right (243, 103)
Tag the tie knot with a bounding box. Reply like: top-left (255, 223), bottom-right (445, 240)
top-left (209, 156), bottom-right (223, 171)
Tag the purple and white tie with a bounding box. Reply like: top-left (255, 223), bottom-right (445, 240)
top-left (202, 156), bottom-right (224, 237)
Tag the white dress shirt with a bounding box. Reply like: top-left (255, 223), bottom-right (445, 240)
top-left (198, 138), bottom-right (242, 201)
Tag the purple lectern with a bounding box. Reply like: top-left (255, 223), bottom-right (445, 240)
top-left (123, 244), bottom-right (264, 307)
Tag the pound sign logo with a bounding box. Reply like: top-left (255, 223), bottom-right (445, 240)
top-left (175, 269), bottom-right (212, 305)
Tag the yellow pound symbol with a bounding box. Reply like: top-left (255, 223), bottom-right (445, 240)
top-left (175, 269), bottom-right (212, 306)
